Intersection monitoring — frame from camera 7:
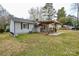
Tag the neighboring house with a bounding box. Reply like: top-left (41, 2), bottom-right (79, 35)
top-left (63, 25), bottom-right (75, 30)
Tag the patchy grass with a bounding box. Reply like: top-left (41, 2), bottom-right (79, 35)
top-left (0, 33), bottom-right (27, 56)
top-left (0, 30), bottom-right (79, 56)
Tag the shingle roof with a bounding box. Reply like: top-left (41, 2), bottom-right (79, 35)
top-left (38, 20), bottom-right (60, 24)
top-left (12, 17), bottom-right (36, 23)
top-left (37, 20), bottom-right (61, 26)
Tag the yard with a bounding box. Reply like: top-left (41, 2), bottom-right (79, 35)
top-left (0, 30), bottom-right (79, 56)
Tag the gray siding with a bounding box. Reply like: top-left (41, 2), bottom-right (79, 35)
top-left (10, 19), bottom-right (14, 33)
top-left (14, 22), bottom-right (34, 35)
top-left (10, 19), bottom-right (41, 35)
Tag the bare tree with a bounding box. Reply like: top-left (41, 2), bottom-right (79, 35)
top-left (29, 7), bottom-right (43, 21)
top-left (29, 8), bottom-right (37, 20)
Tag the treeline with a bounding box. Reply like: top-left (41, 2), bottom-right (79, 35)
top-left (57, 4), bottom-right (79, 29)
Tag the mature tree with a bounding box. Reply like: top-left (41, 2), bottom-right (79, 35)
top-left (29, 3), bottom-right (56, 20)
top-left (57, 7), bottom-right (66, 20)
top-left (41, 3), bottom-right (56, 20)
top-left (72, 3), bottom-right (79, 29)
top-left (59, 17), bottom-right (66, 26)
top-left (65, 15), bottom-right (73, 26)
top-left (57, 7), bottom-right (66, 27)
top-left (0, 5), bottom-right (11, 32)
top-left (0, 14), bottom-right (12, 33)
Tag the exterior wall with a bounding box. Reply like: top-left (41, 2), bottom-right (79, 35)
top-left (32, 26), bottom-right (41, 32)
top-left (10, 19), bottom-right (41, 35)
top-left (49, 24), bottom-right (54, 28)
top-left (36, 27), bottom-right (41, 32)
top-left (15, 22), bottom-right (34, 35)
top-left (10, 19), bottom-right (14, 33)
top-left (57, 25), bottom-right (61, 30)
top-left (29, 24), bottom-right (34, 32)
top-left (49, 24), bottom-right (61, 30)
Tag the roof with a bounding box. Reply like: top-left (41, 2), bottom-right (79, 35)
top-left (12, 17), bottom-right (36, 24)
top-left (37, 20), bottom-right (61, 26)
top-left (38, 20), bottom-right (60, 24)
top-left (12, 17), bottom-right (61, 25)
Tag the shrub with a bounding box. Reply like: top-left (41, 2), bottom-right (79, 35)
top-left (0, 29), bottom-right (4, 33)
top-left (28, 31), bottom-right (32, 34)
top-left (5, 29), bottom-right (10, 32)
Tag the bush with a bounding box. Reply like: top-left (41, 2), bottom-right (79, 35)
top-left (5, 29), bottom-right (10, 32)
top-left (0, 29), bottom-right (4, 33)
top-left (28, 31), bottom-right (32, 34)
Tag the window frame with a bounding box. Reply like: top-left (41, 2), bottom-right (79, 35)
top-left (21, 22), bottom-right (29, 29)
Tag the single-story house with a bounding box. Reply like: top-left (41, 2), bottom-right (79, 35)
top-left (10, 17), bottom-right (61, 36)
top-left (10, 17), bottom-right (41, 36)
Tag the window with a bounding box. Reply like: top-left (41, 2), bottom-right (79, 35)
top-left (23, 24), bottom-right (26, 28)
top-left (21, 22), bottom-right (29, 29)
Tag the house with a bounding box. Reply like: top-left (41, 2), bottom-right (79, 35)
top-left (63, 25), bottom-right (75, 30)
top-left (10, 17), bottom-right (41, 36)
top-left (10, 17), bottom-right (61, 36)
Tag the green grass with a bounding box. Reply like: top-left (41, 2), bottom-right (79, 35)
top-left (0, 30), bottom-right (79, 56)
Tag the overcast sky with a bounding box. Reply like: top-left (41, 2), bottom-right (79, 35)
top-left (0, 0), bottom-right (79, 19)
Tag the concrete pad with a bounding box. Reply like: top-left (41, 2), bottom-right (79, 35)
top-left (48, 32), bottom-right (64, 36)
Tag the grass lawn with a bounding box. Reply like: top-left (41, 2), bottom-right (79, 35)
top-left (0, 30), bottom-right (79, 56)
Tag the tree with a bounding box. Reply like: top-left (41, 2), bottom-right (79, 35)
top-left (0, 16), bottom-right (6, 32)
top-left (57, 7), bottom-right (66, 20)
top-left (72, 3), bottom-right (79, 29)
top-left (57, 7), bottom-right (66, 27)
top-left (29, 3), bottom-right (56, 21)
top-left (41, 3), bottom-right (56, 20)
top-left (0, 16), bottom-right (6, 28)
top-left (65, 15), bottom-right (73, 26)
top-left (29, 8), bottom-right (36, 20)
top-left (29, 7), bottom-right (43, 21)
top-left (0, 15), bottom-right (12, 33)
top-left (77, 20), bottom-right (79, 28)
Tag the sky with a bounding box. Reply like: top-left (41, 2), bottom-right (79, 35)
top-left (0, 0), bottom-right (79, 19)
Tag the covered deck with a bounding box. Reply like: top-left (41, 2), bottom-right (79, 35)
top-left (37, 20), bottom-right (60, 34)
